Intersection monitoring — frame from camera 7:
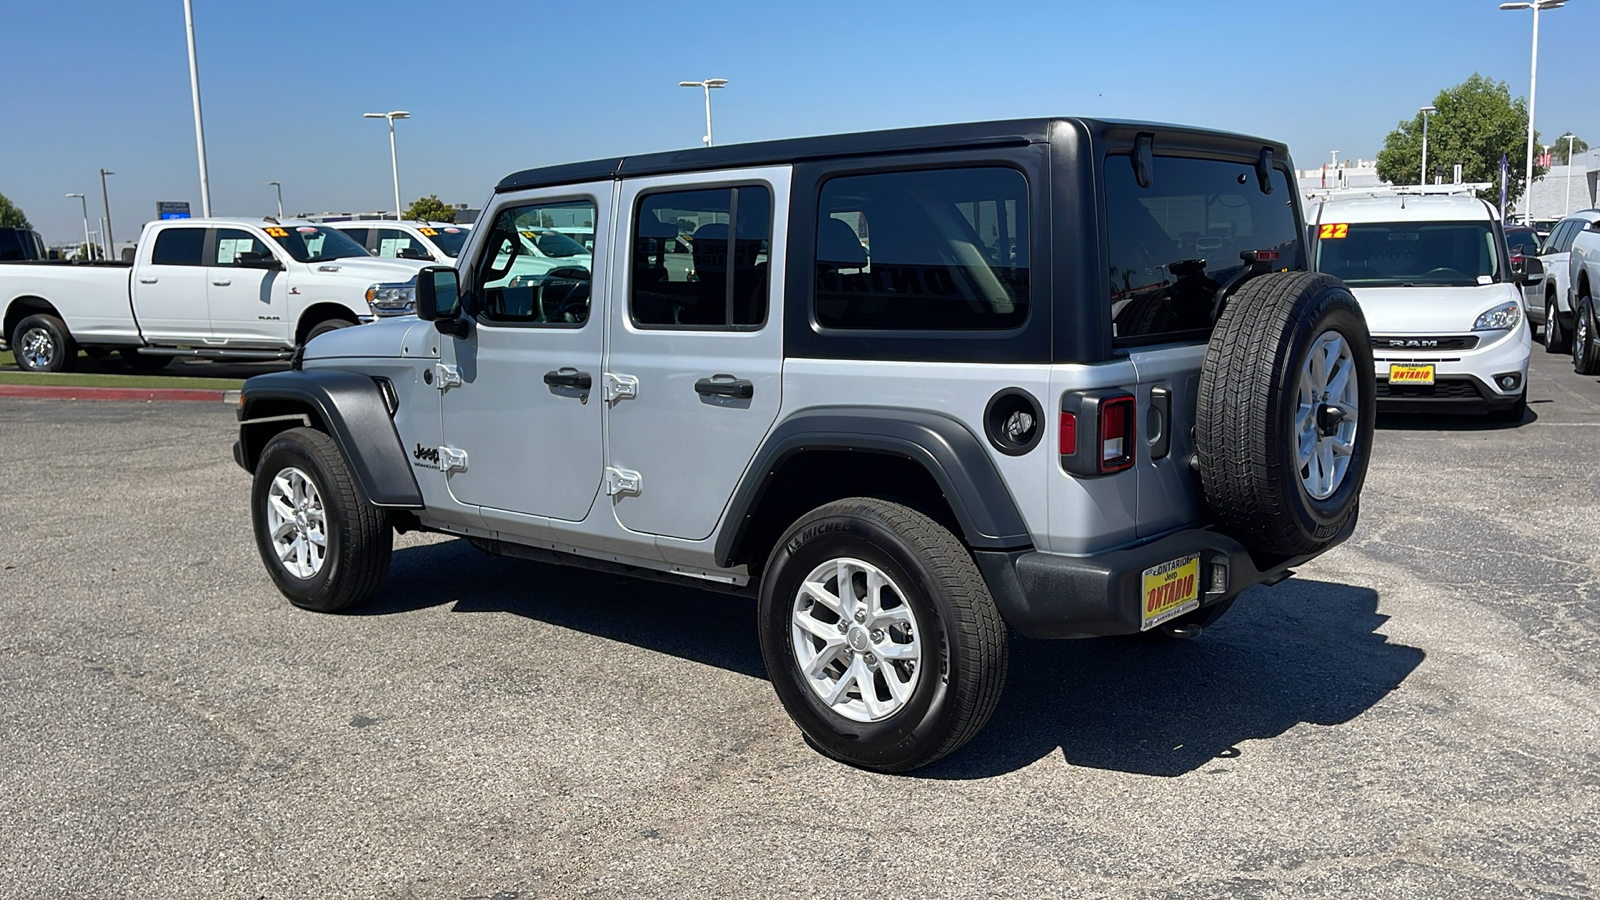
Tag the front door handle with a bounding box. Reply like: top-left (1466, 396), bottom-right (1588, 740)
top-left (543, 368), bottom-right (593, 390)
top-left (138, 277), bottom-right (159, 284)
top-left (212, 279), bottom-right (232, 286)
top-left (695, 375), bottom-right (754, 399)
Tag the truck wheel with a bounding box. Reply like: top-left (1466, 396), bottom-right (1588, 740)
top-left (118, 349), bottom-right (173, 371)
top-left (1545, 296), bottom-right (1569, 353)
top-left (758, 498), bottom-right (1007, 773)
top-left (1197, 272), bottom-right (1375, 557)
top-left (1574, 294), bottom-right (1600, 375)
top-left (251, 427), bottom-right (391, 613)
top-left (304, 318), bottom-right (356, 345)
top-left (11, 314), bottom-right (76, 373)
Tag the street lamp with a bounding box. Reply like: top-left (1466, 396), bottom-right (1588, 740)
top-left (65, 193), bottom-right (91, 261)
top-left (363, 111), bottom-right (411, 218)
top-left (267, 181), bottom-right (284, 219)
top-left (678, 79), bottom-right (729, 147)
top-left (1420, 106), bottom-right (1437, 186)
top-left (183, 0), bottom-right (212, 217)
top-left (98, 168), bottom-right (115, 260)
top-left (1501, 0), bottom-right (1567, 223)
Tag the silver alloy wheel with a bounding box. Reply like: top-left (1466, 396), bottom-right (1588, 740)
top-left (265, 466), bottom-right (328, 579)
top-left (1576, 302), bottom-right (1590, 360)
top-left (18, 326), bottom-right (56, 370)
top-left (1295, 330), bottom-right (1360, 501)
top-left (791, 557), bottom-right (923, 723)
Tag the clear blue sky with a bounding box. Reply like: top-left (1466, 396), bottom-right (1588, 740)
top-left (3, 0), bottom-right (1596, 246)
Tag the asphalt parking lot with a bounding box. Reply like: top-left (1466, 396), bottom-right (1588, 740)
top-left (1, 349), bottom-right (1597, 899)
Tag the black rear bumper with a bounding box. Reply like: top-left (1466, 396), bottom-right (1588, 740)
top-left (974, 516), bottom-right (1357, 639)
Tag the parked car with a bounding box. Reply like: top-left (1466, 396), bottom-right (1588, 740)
top-left (326, 220), bottom-right (474, 265)
top-left (1525, 210), bottom-right (1600, 352)
top-left (1566, 216), bottom-right (1600, 373)
top-left (1311, 194), bottom-right (1530, 421)
top-left (232, 118), bottom-right (1375, 772)
top-left (1505, 225), bottom-right (1542, 273)
top-left (0, 218), bottom-right (426, 372)
top-left (0, 226), bottom-right (47, 261)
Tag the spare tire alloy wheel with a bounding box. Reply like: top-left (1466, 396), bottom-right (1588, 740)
top-left (759, 498), bottom-right (1007, 772)
top-left (1197, 272), bottom-right (1376, 557)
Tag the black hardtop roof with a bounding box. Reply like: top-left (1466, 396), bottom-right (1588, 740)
top-left (494, 117), bottom-right (1290, 193)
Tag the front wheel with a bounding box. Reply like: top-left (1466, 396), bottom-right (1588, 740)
top-left (758, 498), bottom-right (1007, 772)
top-left (303, 318), bottom-right (356, 346)
top-left (11, 314), bottom-right (76, 373)
top-left (250, 427), bottom-right (391, 612)
top-left (1574, 294), bottom-right (1600, 375)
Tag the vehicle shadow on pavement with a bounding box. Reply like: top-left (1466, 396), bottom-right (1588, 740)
top-left (919, 578), bottom-right (1423, 779)
top-left (362, 538), bottom-right (768, 679)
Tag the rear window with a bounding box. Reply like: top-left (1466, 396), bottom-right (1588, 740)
top-left (151, 227), bottom-right (204, 266)
top-left (1316, 221), bottom-right (1502, 286)
top-left (813, 167), bottom-right (1029, 331)
top-left (1106, 155), bottom-right (1302, 343)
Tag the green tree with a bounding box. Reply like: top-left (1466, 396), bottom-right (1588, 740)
top-left (1375, 73), bottom-right (1545, 208)
top-left (1552, 134), bottom-right (1589, 165)
top-left (0, 192), bottom-right (30, 228)
top-left (402, 194), bottom-right (456, 223)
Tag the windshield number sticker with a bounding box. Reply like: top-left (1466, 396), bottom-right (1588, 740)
top-left (1319, 223), bottom-right (1349, 239)
top-left (265, 227), bottom-right (289, 237)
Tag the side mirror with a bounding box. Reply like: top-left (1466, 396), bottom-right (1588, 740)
top-left (237, 253), bottom-right (284, 270)
top-left (398, 247), bottom-right (434, 261)
top-left (416, 266), bottom-right (469, 337)
top-left (1524, 256), bottom-right (1545, 278)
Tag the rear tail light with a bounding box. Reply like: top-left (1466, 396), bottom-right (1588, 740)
top-left (1099, 396), bottom-right (1135, 473)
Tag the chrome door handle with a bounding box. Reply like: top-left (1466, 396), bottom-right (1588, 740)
top-left (138, 277), bottom-right (158, 284)
top-left (211, 279), bottom-right (232, 286)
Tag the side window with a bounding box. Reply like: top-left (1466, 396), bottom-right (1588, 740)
top-left (1105, 154), bottom-right (1302, 343)
top-left (212, 228), bottom-right (272, 266)
top-left (1553, 221), bottom-right (1578, 254)
top-left (150, 227), bottom-right (205, 266)
top-left (375, 228), bottom-right (431, 260)
top-left (813, 168), bottom-right (1028, 330)
top-left (340, 228), bottom-right (371, 250)
top-left (474, 199), bottom-right (596, 326)
top-left (631, 185), bottom-right (773, 328)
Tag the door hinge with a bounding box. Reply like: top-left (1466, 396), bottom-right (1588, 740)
top-left (604, 466), bottom-right (642, 496)
top-left (434, 363), bottom-right (462, 391)
top-left (603, 372), bottom-right (639, 403)
top-left (439, 446), bottom-right (468, 472)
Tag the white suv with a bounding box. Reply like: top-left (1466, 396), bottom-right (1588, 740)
top-left (1311, 194), bottom-right (1530, 422)
top-left (1525, 209), bottom-right (1600, 353)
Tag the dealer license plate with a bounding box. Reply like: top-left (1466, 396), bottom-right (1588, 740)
top-left (1388, 363), bottom-right (1435, 386)
top-left (1140, 554), bottom-right (1201, 631)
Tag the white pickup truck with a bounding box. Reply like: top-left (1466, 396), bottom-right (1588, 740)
top-left (1, 217), bottom-right (426, 372)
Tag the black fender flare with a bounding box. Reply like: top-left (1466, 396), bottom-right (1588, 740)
top-left (714, 407), bottom-right (1033, 568)
top-left (234, 369), bottom-right (423, 509)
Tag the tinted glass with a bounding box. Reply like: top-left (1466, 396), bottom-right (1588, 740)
top-left (1317, 221), bottom-right (1502, 286)
top-left (213, 228), bottom-right (273, 266)
top-left (632, 186), bottom-right (772, 328)
top-left (151, 227), bottom-right (205, 266)
top-left (267, 225), bottom-right (370, 262)
top-left (1553, 220), bottom-right (1580, 253)
top-left (1106, 155), bottom-right (1302, 342)
top-left (339, 227), bottom-right (372, 247)
top-left (0, 230), bottom-right (22, 261)
top-left (475, 200), bottom-right (596, 325)
top-left (1505, 229), bottom-right (1541, 256)
top-left (374, 229), bottom-right (433, 260)
top-left (814, 168), bottom-right (1027, 331)
top-left (422, 225), bottom-right (469, 257)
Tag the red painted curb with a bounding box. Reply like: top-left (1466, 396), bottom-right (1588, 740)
top-left (0, 384), bottom-right (225, 403)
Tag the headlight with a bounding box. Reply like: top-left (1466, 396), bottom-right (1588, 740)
top-left (364, 279), bottom-right (417, 316)
top-left (1472, 301), bottom-right (1522, 332)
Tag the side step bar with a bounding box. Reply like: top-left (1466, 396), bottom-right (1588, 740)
top-left (136, 347), bottom-right (294, 360)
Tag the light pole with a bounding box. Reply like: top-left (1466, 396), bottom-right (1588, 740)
top-left (65, 193), bottom-right (91, 260)
top-left (183, 0), bottom-right (212, 217)
top-left (1564, 133), bottom-right (1577, 216)
top-left (363, 111), bottom-right (410, 218)
top-left (1420, 106), bottom-right (1437, 185)
top-left (99, 168), bottom-right (115, 260)
top-left (1501, 0), bottom-right (1567, 223)
top-left (678, 79), bottom-right (728, 147)
top-left (267, 181), bottom-right (284, 219)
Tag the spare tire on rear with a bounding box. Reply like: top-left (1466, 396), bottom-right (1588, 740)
top-left (1196, 272), bottom-right (1375, 557)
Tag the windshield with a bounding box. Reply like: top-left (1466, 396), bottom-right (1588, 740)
top-left (519, 229), bottom-right (588, 258)
top-left (1316, 221), bottom-right (1503, 287)
top-left (267, 225), bottom-right (371, 263)
top-left (422, 226), bottom-right (470, 257)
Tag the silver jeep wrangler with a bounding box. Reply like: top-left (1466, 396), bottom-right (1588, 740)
top-left (234, 118), bottom-right (1375, 772)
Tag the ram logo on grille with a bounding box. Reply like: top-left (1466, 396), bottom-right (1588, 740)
top-left (1390, 339), bottom-right (1439, 348)
top-left (1372, 335), bottom-right (1479, 351)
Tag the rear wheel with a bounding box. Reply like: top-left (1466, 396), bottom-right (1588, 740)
top-left (1196, 273), bottom-right (1376, 557)
top-left (1545, 296), bottom-right (1569, 353)
top-left (758, 498), bottom-right (1007, 772)
top-left (1574, 294), bottom-right (1600, 375)
top-left (11, 314), bottom-right (75, 373)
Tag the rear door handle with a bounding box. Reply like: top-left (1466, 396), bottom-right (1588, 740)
top-left (138, 277), bottom-right (159, 284)
top-left (695, 375), bottom-right (754, 399)
top-left (543, 368), bottom-right (592, 390)
top-left (212, 279), bottom-right (232, 286)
